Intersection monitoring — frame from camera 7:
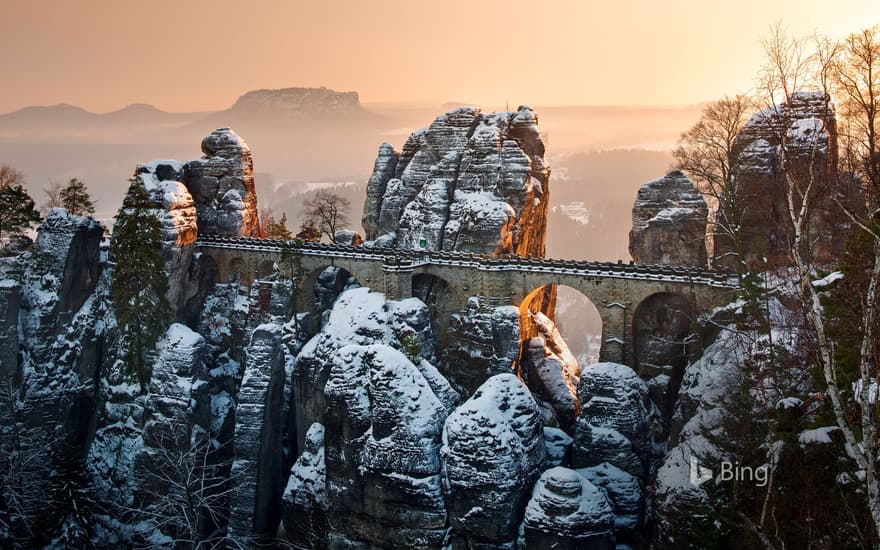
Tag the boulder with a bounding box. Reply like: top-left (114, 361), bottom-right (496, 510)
top-left (522, 467), bottom-right (615, 549)
top-left (442, 373), bottom-right (546, 547)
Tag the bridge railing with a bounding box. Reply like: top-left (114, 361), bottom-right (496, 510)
top-left (195, 234), bottom-right (740, 288)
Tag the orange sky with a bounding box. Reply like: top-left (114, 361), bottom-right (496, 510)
top-left (2, 0), bottom-right (878, 113)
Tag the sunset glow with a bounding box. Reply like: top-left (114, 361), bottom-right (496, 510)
top-left (3, 0), bottom-right (878, 113)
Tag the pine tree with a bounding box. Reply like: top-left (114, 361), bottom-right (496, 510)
top-left (295, 220), bottom-right (321, 243)
top-left (59, 178), bottom-right (95, 216)
top-left (0, 182), bottom-right (41, 248)
top-left (110, 178), bottom-right (171, 392)
top-left (266, 212), bottom-right (293, 240)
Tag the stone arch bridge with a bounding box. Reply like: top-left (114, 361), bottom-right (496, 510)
top-left (195, 235), bottom-right (739, 367)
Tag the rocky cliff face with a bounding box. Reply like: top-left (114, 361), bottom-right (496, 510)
top-left (135, 160), bottom-right (198, 308)
top-left (363, 106), bottom-right (557, 401)
top-left (183, 128), bottom-right (260, 237)
top-left (713, 92), bottom-right (859, 267)
top-left (628, 170), bottom-right (708, 266)
top-left (363, 105), bottom-right (550, 256)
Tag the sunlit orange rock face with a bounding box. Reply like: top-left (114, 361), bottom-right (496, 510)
top-left (184, 128), bottom-right (261, 238)
top-left (364, 106), bottom-right (558, 398)
top-left (131, 160), bottom-right (198, 307)
top-left (362, 105), bottom-right (550, 257)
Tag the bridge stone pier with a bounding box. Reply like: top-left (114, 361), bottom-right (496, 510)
top-left (195, 235), bottom-right (739, 368)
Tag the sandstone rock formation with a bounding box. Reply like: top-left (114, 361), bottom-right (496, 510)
top-left (444, 298), bottom-right (521, 396)
top-left (628, 170), bottom-right (708, 266)
top-left (522, 467), bottom-right (616, 549)
top-left (183, 128), bottom-right (260, 237)
top-left (521, 311), bottom-right (581, 431)
top-left (1, 210), bottom-right (110, 543)
top-left (572, 363), bottom-right (659, 479)
top-left (282, 422), bottom-right (327, 545)
top-left (714, 92), bottom-right (861, 267)
top-left (362, 105), bottom-right (550, 256)
top-left (228, 323), bottom-right (287, 539)
top-left (134, 161), bottom-right (198, 308)
top-left (441, 373), bottom-right (546, 547)
top-left (281, 287), bottom-right (458, 546)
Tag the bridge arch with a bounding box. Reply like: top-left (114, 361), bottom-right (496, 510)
top-left (257, 259), bottom-right (276, 279)
top-left (631, 291), bottom-right (698, 374)
top-left (228, 257), bottom-right (247, 283)
top-left (296, 264), bottom-right (363, 314)
top-left (519, 284), bottom-right (602, 367)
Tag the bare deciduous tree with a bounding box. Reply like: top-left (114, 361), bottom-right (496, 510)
top-left (42, 180), bottom-right (63, 213)
top-left (673, 94), bottom-right (755, 268)
top-left (301, 190), bottom-right (350, 243)
top-left (759, 23), bottom-right (880, 541)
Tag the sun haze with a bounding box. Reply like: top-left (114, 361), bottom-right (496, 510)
top-left (1, 0), bottom-right (877, 113)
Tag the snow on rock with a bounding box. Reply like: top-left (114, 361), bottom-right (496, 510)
top-left (716, 92), bottom-right (859, 267)
top-left (572, 363), bottom-right (659, 480)
top-left (441, 373), bottom-right (546, 547)
top-left (628, 170), bottom-right (707, 266)
top-left (362, 105), bottom-right (550, 258)
top-left (522, 467), bottom-right (615, 549)
top-left (285, 286), bottom-right (456, 546)
top-left (292, 287), bottom-right (441, 448)
top-left (333, 229), bottom-right (363, 246)
top-left (282, 422), bottom-right (327, 545)
top-left (228, 323), bottom-right (287, 539)
top-left (445, 297), bottom-right (521, 396)
top-left (129, 161), bottom-right (199, 312)
top-left (798, 426), bottom-right (842, 445)
top-left (544, 427), bottom-right (574, 469)
top-left (652, 281), bottom-right (805, 545)
top-left (322, 344), bottom-right (451, 546)
top-left (183, 128), bottom-right (260, 237)
top-left (578, 462), bottom-right (643, 533)
top-left (521, 311), bottom-right (581, 431)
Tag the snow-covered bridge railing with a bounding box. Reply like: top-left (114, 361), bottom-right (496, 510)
top-left (194, 234), bottom-right (739, 288)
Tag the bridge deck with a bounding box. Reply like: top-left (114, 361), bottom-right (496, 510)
top-left (195, 235), bottom-right (739, 289)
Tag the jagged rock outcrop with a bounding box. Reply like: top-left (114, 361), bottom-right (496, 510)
top-left (628, 170), bottom-right (708, 266)
top-left (134, 161), bottom-right (198, 308)
top-left (522, 467), bottom-right (616, 549)
top-left (521, 311), bottom-right (581, 431)
top-left (323, 344), bottom-right (450, 547)
top-left (444, 298), bottom-right (521, 396)
top-left (282, 422), bottom-right (327, 547)
top-left (572, 363), bottom-right (659, 480)
top-left (442, 373), bottom-right (546, 547)
top-left (578, 462), bottom-right (643, 534)
top-left (714, 92), bottom-right (860, 267)
top-left (228, 323), bottom-right (287, 539)
top-left (362, 105), bottom-right (550, 256)
top-left (544, 427), bottom-right (574, 469)
top-left (183, 128), bottom-right (260, 237)
top-left (569, 362), bottom-right (661, 543)
top-left (284, 287), bottom-right (458, 546)
top-left (0, 210), bottom-right (107, 544)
